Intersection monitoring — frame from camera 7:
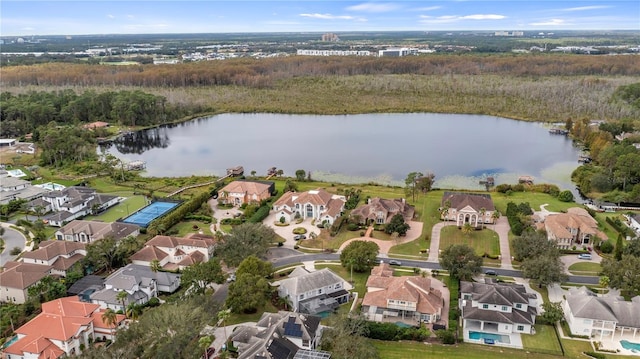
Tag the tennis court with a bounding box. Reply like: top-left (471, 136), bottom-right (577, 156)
top-left (122, 201), bottom-right (179, 227)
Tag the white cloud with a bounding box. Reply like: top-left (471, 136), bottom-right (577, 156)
top-left (416, 6), bottom-right (442, 12)
top-left (126, 14), bottom-right (135, 19)
top-left (529, 19), bottom-right (567, 26)
top-left (299, 13), bottom-right (356, 20)
top-left (562, 5), bottom-right (611, 12)
top-left (420, 13), bottom-right (505, 23)
top-left (345, 3), bottom-right (400, 13)
top-left (106, 14), bottom-right (115, 19)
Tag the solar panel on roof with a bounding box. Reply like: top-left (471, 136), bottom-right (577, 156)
top-left (283, 317), bottom-right (303, 337)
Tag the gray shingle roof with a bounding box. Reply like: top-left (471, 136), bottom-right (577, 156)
top-left (275, 268), bottom-right (343, 296)
top-left (566, 287), bottom-right (640, 328)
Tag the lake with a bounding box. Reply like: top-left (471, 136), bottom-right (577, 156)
top-left (100, 113), bottom-right (582, 191)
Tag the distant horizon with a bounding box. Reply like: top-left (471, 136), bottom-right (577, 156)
top-left (2, 1), bottom-right (639, 36)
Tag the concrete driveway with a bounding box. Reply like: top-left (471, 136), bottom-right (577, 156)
top-left (1, 222), bottom-right (28, 266)
top-left (561, 251), bottom-right (603, 274)
top-left (338, 221), bottom-right (423, 255)
top-left (209, 199), bottom-right (242, 233)
top-left (263, 213), bottom-right (321, 249)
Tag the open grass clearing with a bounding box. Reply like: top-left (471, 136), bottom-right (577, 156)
top-left (439, 226), bottom-right (500, 257)
top-left (314, 263), bottom-right (370, 297)
top-left (85, 195), bottom-right (148, 222)
top-left (372, 340), bottom-right (563, 359)
top-left (521, 324), bottom-right (563, 356)
top-left (568, 261), bottom-right (601, 275)
top-left (171, 220), bottom-right (213, 236)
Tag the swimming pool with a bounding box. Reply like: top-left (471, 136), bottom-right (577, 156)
top-left (468, 331), bottom-right (511, 344)
top-left (621, 340), bottom-right (640, 351)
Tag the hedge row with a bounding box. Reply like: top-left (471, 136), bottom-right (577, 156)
top-left (365, 322), bottom-right (430, 341)
top-left (605, 216), bottom-right (633, 237)
top-left (152, 189), bottom-right (211, 230)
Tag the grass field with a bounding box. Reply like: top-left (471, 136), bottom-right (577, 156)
top-left (522, 325), bottom-right (563, 356)
top-left (372, 340), bottom-right (564, 359)
top-left (171, 221), bottom-right (213, 236)
top-left (314, 263), bottom-right (370, 297)
top-left (439, 226), bottom-right (500, 257)
top-left (85, 195), bottom-right (148, 222)
top-left (568, 261), bottom-right (602, 276)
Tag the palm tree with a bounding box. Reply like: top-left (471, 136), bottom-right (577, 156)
top-left (441, 200), bottom-right (451, 222)
top-left (116, 290), bottom-right (128, 312)
top-left (479, 207), bottom-right (486, 229)
top-left (462, 223), bottom-right (473, 236)
top-left (492, 211), bottom-right (501, 229)
top-left (126, 303), bottom-right (143, 321)
top-left (217, 308), bottom-right (232, 347)
top-left (199, 336), bottom-right (213, 359)
top-left (101, 309), bottom-right (118, 338)
top-left (150, 259), bottom-right (161, 274)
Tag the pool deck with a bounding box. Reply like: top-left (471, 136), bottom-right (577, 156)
top-left (598, 332), bottom-right (640, 356)
top-left (463, 327), bottom-right (523, 349)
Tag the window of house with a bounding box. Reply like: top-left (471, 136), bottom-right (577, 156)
top-left (335, 283), bottom-right (341, 289)
top-left (302, 340), bottom-right (310, 347)
top-left (515, 303), bottom-right (522, 309)
top-left (501, 306), bottom-right (508, 311)
top-left (299, 294), bottom-right (304, 300)
top-left (482, 304), bottom-right (489, 309)
top-left (463, 294), bottom-right (471, 300)
top-left (517, 325), bottom-right (524, 331)
top-left (318, 288), bottom-right (323, 294)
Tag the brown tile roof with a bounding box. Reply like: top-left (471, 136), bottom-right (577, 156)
top-left (274, 189), bottom-right (337, 207)
top-left (130, 246), bottom-right (168, 262)
top-left (177, 251), bottom-right (205, 266)
top-left (22, 240), bottom-right (85, 261)
top-left (0, 262), bottom-right (52, 289)
top-left (51, 253), bottom-right (85, 271)
top-left (57, 220), bottom-right (139, 241)
top-left (220, 180), bottom-right (271, 196)
top-left (352, 197), bottom-right (415, 223)
top-left (544, 207), bottom-right (607, 241)
top-left (145, 235), bottom-right (215, 248)
top-left (441, 192), bottom-right (495, 211)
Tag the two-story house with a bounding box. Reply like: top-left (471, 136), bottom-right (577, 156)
top-left (351, 197), bottom-right (415, 225)
top-left (130, 234), bottom-right (217, 270)
top-left (563, 286), bottom-right (640, 342)
top-left (218, 180), bottom-right (275, 206)
top-left (0, 174), bottom-right (47, 204)
top-left (90, 264), bottom-right (180, 311)
top-left (230, 311), bottom-right (330, 359)
top-left (460, 279), bottom-right (538, 347)
top-left (440, 192), bottom-right (496, 228)
top-left (55, 220), bottom-right (140, 244)
top-left (0, 261), bottom-right (53, 304)
top-left (3, 296), bottom-right (125, 359)
top-left (40, 186), bottom-right (120, 227)
top-left (362, 263), bottom-right (445, 325)
top-left (21, 240), bottom-right (86, 277)
top-left (273, 189), bottom-right (345, 226)
top-left (544, 207), bottom-right (607, 249)
top-left (274, 267), bottom-right (352, 315)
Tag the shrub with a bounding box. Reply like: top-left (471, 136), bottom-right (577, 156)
top-left (347, 223), bottom-right (359, 231)
top-left (512, 184), bottom-right (525, 192)
top-left (360, 231), bottom-right (365, 236)
top-left (146, 297), bottom-right (160, 307)
top-left (435, 329), bottom-right (456, 344)
top-left (248, 205), bottom-right (270, 223)
top-left (10, 246), bottom-right (21, 255)
top-left (599, 240), bottom-right (614, 254)
top-left (558, 190), bottom-right (574, 202)
top-left (292, 227), bottom-right (307, 235)
top-left (584, 352), bottom-right (606, 359)
top-left (495, 184), bottom-right (512, 193)
top-left (277, 242), bottom-right (284, 247)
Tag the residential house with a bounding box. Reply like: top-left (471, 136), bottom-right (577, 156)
top-left (54, 220), bottom-right (140, 244)
top-left (0, 174), bottom-right (47, 205)
top-left (460, 279), bottom-right (537, 346)
top-left (626, 213), bottom-right (640, 236)
top-left (362, 263), bottom-right (444, 324)
top-left (273, 189), bottom-right (346, 226)
top-left (0, 262), bottom-right (52, 304)
top-left (21, 240), bottom-right (86, 277)
top-left (3, 296), bottom-right (125, 359)
top-left (562, 287), bottom-right (640, 341)
top-left (83, 121), bottom-right (110, 130)
top-left (274, 267), bottom-right (351, 315)
top-left (40, 186), bottom-right (120, 227)
top-left (544, 207), bottom-right (607, 249)
top-left (90, 264), bottom-right (180, 311)
top-left (130, 234), bottom-right (217, 270)
top-left (230, 311), bottom-right (331, 359)
top-left (351, 197), bottom-right (415, 225)
top-left (440, 192), bottom-right (496, 228)
top-left (219, 180), bottom-right (275, 205)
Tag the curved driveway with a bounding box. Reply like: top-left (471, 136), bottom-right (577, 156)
top-left (337, 221), bottom-right (423, 255)
top-left (1, 222), bottom-right (28, 266)
top-left (427, 218), bottom-right (513, 269)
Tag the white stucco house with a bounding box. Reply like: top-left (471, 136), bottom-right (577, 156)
top-left (273, 267), bottom-right (351, 315)
top-left (272, 189), bottom-right (345, 225)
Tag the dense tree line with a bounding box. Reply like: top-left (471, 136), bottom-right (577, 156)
top-left (0, 89), bottom-right (200, 138)
top-left (2, 55), bottom-right (640, 89)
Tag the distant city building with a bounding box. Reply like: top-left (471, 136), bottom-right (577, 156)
top-left (495, 31), bottom-right (524, 37)
top-left (378, 48), bottom-right (414, 57)
top-left (321, 33), bottom-right (340, 42)
top-left (296, 49), bottom-right (371, 56)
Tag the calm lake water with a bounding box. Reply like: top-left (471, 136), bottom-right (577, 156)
top-left (100, 113), bottom-right (582, 191)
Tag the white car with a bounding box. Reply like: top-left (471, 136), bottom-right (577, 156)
top-left (577, 253), bottom-right (592, 260)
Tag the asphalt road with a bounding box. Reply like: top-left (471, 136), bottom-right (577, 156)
top-left (0, 224), bottom-right (27, 266)
top-left (272, 253), bottom-right (599, 285)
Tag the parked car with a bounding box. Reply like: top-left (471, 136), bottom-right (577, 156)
top-left (294, 234), bottom-right (306, 240)
top-left (485, 270), bottom-right (497, 276)
top-left (577, 253), bottom-right (592, 260)
top-left (389, 260), bottom-right (402, 266)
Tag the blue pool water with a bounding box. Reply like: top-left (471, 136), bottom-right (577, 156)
top-left (2, 336), bottom-right (18, 349)
top-left (621, 340), bottom-right (640, 351)
top-left (469, 331), bottom-right (510, 344)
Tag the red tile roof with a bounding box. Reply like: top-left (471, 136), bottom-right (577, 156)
top-left (0, 261), bottom-right (52, 289)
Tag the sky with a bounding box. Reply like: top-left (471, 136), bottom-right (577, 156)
top-left (1, 0), bottom-right (639, 36)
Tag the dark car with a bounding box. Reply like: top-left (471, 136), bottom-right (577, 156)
top-left (389, 260), bottom-right (402, 266)
top-left (294, 234), bottom-right (306, 241)
top-left (485, 270), bottom-right (497, 276)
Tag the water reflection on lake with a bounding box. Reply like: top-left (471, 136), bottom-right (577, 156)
top-left (100, 113), bottom-right (582, 191)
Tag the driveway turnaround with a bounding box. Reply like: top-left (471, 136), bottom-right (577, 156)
top-left (1, 222), bottom-right (28, 265)
top-left (337, 221), bottom-right (423, 255)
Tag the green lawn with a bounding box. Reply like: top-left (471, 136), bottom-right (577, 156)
top-left (568, 261), bottom-right (602, 276)
top-left (171, 220), bottom-right (213, 236)
top-left (85, 195), bottom-right (148, 222)
top-left (225, 302), bottom-right (279, 326)
top-left (522, 325), bottom-right (563, 356)
top-left (439, 226), bottom-right (500, 257)
top-left (314, 263), bottom-right (370, 297)
top-left (372, 340), bottom-right (564, 359)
